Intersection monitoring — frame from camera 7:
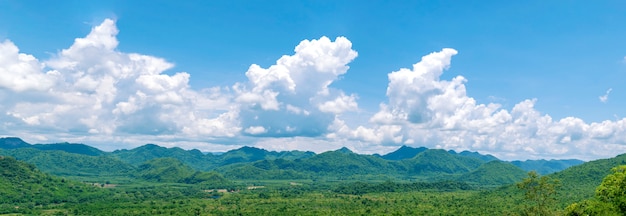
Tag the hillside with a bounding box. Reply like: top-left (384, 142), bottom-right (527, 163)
top-left (2, 148), bottom-right (135, 177)
top-left (136, 157), bottom-right (232, 186)
top-left (459, 160), bottom-right (527, 186)
top-left (404, 149), bottom-right (484, 175)
top-left (511, 159), bottom-right (584, 175)
top-left (549, 153), bottom-right (626, 205)
top-left (0, 137), bottom-right (30, 149)
top-left (0, 137), bottom-right (104, 156)
top-left (111, 144), bottom-right (216, 170)
top-left (0, 156), bottom-right (108, 214)
top-left (0, 136), bottom-right (587, 184)
top-left (381, 145), bottom-right (428, 160)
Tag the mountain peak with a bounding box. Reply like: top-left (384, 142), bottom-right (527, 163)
top-left (382, 145), bottom-right (427, 160)
top-left (336, 147), bottom-right (353, 154)
top-left (0, 137), bottom-right (31, 149)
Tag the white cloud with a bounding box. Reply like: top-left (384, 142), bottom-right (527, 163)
top-left (318, 93), bottom-right (358, 114)
top-left (599, 88), bottom-right (612, 103)
top-left (233, 36), bottom-right (359, 137)
top-left (0, 19), bottom-right (238, 147)
top-left (244, 126), bottom-right (268, 135)
top-left (2, 18), bottom-right (626, 160)
top-left (0, 40), bottom-right (57, 92)
top-left (336, 48), bottom-right (626, 160)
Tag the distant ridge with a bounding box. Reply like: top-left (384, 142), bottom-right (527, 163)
top-left (0, 137), bottom-right (104, 156)
top-left (0, 136), bottom-right (588, 177)
top-left (511, 159), bottom-right (584, 175)
top-left (0, 137), bottom-right (30, 149)
top-left (381, 145), bottom-right (427, 160)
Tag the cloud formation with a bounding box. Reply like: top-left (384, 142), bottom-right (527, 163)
top-left (328, 49), bottom-right (626, 160)
top-left (1, 19), bottom-right (626, 160)
top-left (599, 88), bottom-right (612, 103)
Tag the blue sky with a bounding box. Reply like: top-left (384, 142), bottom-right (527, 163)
top-left (0, 0), bottom-right (625, 160)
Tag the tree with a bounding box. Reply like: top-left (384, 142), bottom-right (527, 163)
top-left (565, 165), bottom-right (626, 216)
top-left (517, 171), bottom-right (560, 216)
top-left (596, 165), bottom-right (626, 212)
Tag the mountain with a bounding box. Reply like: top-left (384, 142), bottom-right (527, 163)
top-left (218, 148), bottom-right (492, 182)
top-left (549, 153), bottom-right (626, 205)
top-left (511, 159), bottom-right (584, 175)
top-left (136, 157), bottom-right (197, 182)
top-left (1, 148), bottom-right (135, 177)
top-left (31, 142), bottom-right (104, 156)
top-left (217, 149), bottom-right (404, 180)
top-left (449, 150), bottom-right (499, 162)
top-left (0, 156), bottom-right (108, 213)
top-left (404, 149), bottom-right (484, 175)
top-left (0, 137), bottom-right (104, 156)
top-left (217, 146), bottom-right (315, 166)
top-left (111, 144), bottom-right (216, 170)
top-left (459, 160), bottom-right (527, 186)
top-left (0, 137), bottom-right (30, 149)
top-left (381, 145), bottom-right (428, 160)
top-left (136, 157), bottom-right (231, 186)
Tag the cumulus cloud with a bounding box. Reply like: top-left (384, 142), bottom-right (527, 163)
top-left (0, 19), bottom-right (238, 147)
top-left (599, 88), bottom-right (612, 103)
top-left (2, 18), bottom-right (626, 160)
top-left (233, 36), bottom-right (359, 137)
top-left (334, 49), bottom-right (626, 160)
top-left (0, 40), bottom-right (57, 92)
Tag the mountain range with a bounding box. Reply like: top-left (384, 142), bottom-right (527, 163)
top-left (0, 137), bottom-right (584, 186)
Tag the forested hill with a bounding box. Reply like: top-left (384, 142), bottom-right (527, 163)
top-left (0, 156), bottom-right (108, 212)
top-left (0, 137), bottom-right (584, 185)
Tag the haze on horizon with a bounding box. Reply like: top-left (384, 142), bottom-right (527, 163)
top-left (1, 1), bottom-right (625, 161)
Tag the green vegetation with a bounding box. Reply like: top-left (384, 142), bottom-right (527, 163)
top-left (564, 165), bottom-right (626, 215)
top-left (1, 137), bottom-right (625, 215)
top-left (517, 171), bottom-right (560, 215)
top-left (460, 160), bottom-right (527, 186)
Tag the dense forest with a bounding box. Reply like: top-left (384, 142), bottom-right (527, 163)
top-left (0, 137), bottom-right (623, 215)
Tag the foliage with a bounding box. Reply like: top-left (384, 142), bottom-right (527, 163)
top-left (0, 156), bottom-right (110, 214)
top-left (380, 145), bottom-right (427, 160)
top-left (550, 153), bottom-right (626, 205)
top-left (564, 165), bottom-right (626, 215)
top-left (111, 144), bottom-right (217, 171)
top-left (459, 160), bottom-right (527, 186)
top-left (517, 171), bottom-right (560, 216)
top-left (2, 148), bottom-right (135, 177)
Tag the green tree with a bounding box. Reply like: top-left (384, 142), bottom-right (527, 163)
top-left (596, 165), bottom-right (626, 212)
top-left (517, 171), bottom-right (560, 216)
top-left (565, 165), bottom-right (626, 216)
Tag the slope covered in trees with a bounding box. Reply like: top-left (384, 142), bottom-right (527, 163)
top-left (0, 156), bottom-right (109, 214)
top-left (1, 148), bottom-right (135, 177)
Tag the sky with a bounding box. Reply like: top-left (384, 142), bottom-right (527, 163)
top-left (0, 0), bottom-right (625, 160)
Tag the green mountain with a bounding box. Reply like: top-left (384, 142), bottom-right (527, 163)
top-left (0, 137), bottom-right (104, 156)
top-left (0, 137), bottom-right (30, 149)
top-left (0, 156), bottom-right (108, 213)
top-left (450, 150), bottom-right (499, 162)
top-left (511, 159), bottom-right (584, 175)
top-left (404, 149), bottom-right (484, 175)
top-left (459, 160), bottom-right (527, 186)
top-left (218, 148), bottom-right (493, 182)
top-left (217, 146), bottom-right (315, 165)
top-left (136, 157), bottom-right (197, 182)
top-left (111, 144), bottom-right (216, 171)
top-left (217, 148), bottom-right (405, 180)
top-left (381, 145), bottom-right (428, 160)
top-left (31, 142), bottom-right (104, 156)
top-left (136, 157), bottom-right (231, 186)
top-left (2, 148), bottom-right (135, 177)
top-left (549, 153), bottom-right (626, 205)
